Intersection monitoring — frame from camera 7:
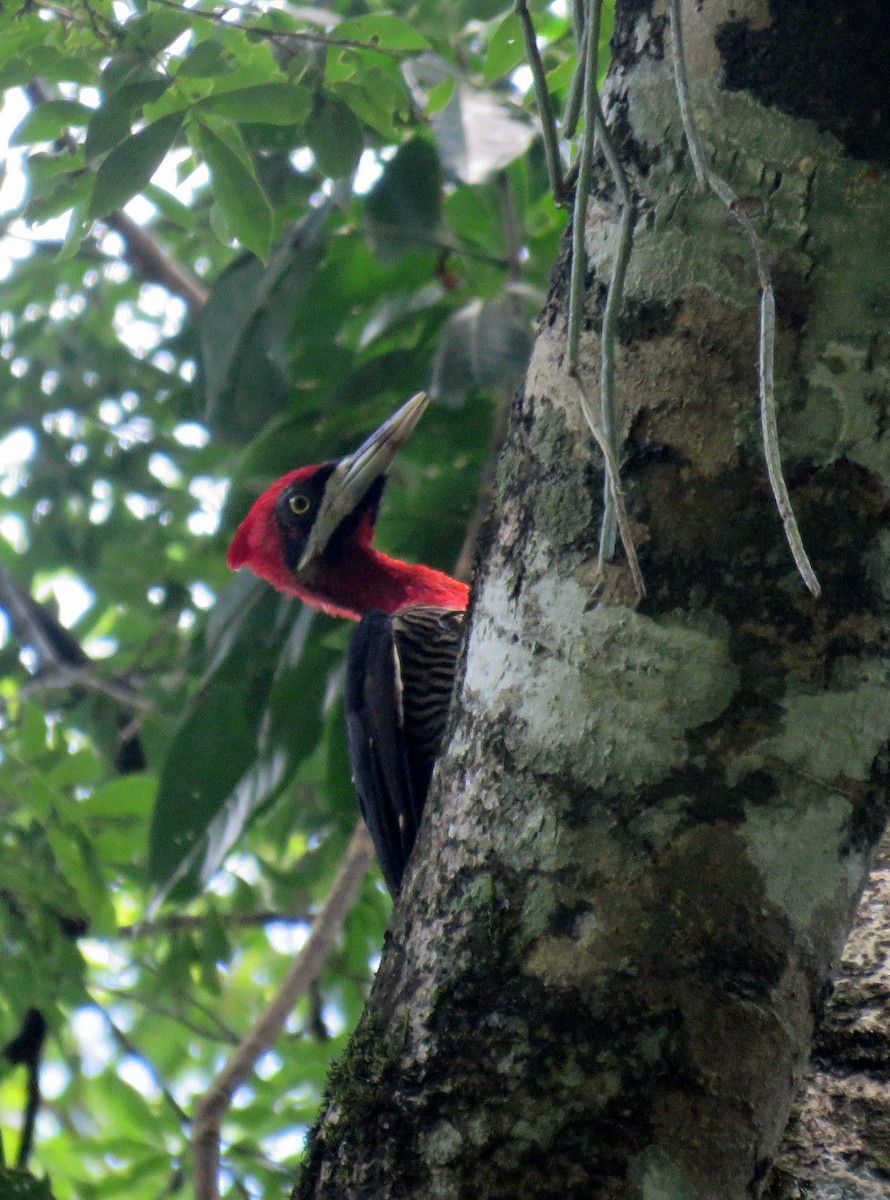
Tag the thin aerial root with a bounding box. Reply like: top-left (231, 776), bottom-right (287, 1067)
top-left (668, 0), bottom-right (820, 598)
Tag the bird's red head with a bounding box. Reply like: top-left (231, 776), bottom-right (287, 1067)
top-left (227, 394), bottom-right (469, 620)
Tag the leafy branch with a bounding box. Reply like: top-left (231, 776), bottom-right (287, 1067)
top-left (148, 0), bottom-right (417, 60)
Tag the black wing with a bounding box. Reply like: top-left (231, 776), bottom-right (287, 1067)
top-left (345, 605), bottom-right (464, 895)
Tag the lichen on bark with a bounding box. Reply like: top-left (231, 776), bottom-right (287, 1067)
top-left (299, 3), bottom-right (890, 1196)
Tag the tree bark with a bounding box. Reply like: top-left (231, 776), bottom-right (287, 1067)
top-left (766, 829), bottom-right (890, 1199)
top-left (299, 2), bottom-right (890, 1196)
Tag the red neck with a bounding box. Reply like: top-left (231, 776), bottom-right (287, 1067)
top-left (295, 545), bottom-right (469, 620)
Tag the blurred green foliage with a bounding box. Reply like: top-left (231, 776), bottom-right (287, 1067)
top-left (0, 0), bottom-right (612, 1193)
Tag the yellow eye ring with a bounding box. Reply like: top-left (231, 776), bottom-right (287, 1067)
top-left (289, 494), bottom-right (310, 516)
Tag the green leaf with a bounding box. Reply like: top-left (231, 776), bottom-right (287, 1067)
top-left (332, 14), bottom-right (430, 51)
top-left (20, 702), bottom-right (48, 758)
top-left (204, 569), bottom-right (268, 671)
top-left (143, 182), bottom-right (197, 230)
top-left (85, 77), bottom-right (171, 158)
top-left (429, 294), bottom-right (533, 407)
top-left (334, 68), bottom-right (410, 139)
top-left (195, 82), bottom-right (310, 125)
top-left (88, 114), bottom-right (184, 219)
top-left (148, 602), bottom-right (337, 897)
top-left (89, 1074), bottom-right (160, 1140)
top-left (44, 822), bottom-right (116, 935)
top-left (58, 192), bottom-right (93, 260)
top-left (0, 47), bottom-right (95, 88)
top-left (23, 171), bottom-right (93, 226)
top-left (149, 654), bottom-right (272, 891)
top-left (305, 94), bottom-right (364, 179)
top-left (175, 38), bottom-right (235, 78)
top-left (461, 0), bottom-right (511, 17)
top-left (120, 9), bottom-right (192, 56)
top-left (199, 201), bottom-right (328, 422)
top-left (483, 12), bottom-right (525, 82)
top-left (81, 774), bottom-right (156, 820)
top-left (47, 748), bottom-right (103, 790)
top-left (193, 118), bottom-right (273, 260)
top-left (10, 100), bottom-right (94, 147)
top-left (426, 77), bottom-right (455, 115)
top-left (0, 1167), bottom-right (56, 1199)
top-left (365, 138), bottom-right (441, 261)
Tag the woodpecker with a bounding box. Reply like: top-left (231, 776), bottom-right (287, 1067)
top-left (227, 393), bottom-right (469, 894)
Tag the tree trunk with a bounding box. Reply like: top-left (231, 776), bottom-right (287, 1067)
top-left (766, 829), bottom-right (890, 1198)
top-left (299, 2), bottom-right (890, 1196)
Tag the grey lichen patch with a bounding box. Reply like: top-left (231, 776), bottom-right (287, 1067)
top-left (622, 64), bottom-right (828, 306)
top-left (785, 340), bottom-right (890, 480)
top-left (551, 803), bottom-right (637, 880)
top-left (679, 0), bottom-right (770, 80)
top-left (525, 909), bottom-right (603, 990)
top-left (716, 0), bottom-right (890, 164)
top-left (624, 790), bottom-right (692, 849)
top-left (735, 675), bottom-right (890, 938)
top-left (520, 878), bottom-right (557, 944)
top-left (419, 1120), bottom-right (464, 1166)
top-left (623, 57), bottom-right (890, 481)
top-left (524, 328), bottom-right (592, 445)
top-left (461, 573), bottom-right (739, 797)
top-left (527, 397), bottom-right (573, 464)
top-left (756, 681), bottom-right (890, 784)
top-left (743, 795), bottom-right (864, 942)
top-left (864, 529), bottom-right (890, 601)
top-left (628, 1146), bottom-right (701, 1200)
top-left (617, 286), bottom-right (757, 478)
top-left (532, 461), bottom-right (597, 550)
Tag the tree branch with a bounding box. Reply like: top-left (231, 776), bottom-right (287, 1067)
top-left (192, 822), bottom-right (375, 1200)
top-left (106, 211), bottom-right (209, 313)
top-left (96, 985), bottom-right (242, 1046)
top-left (115, 906), bottom-right (311, 941)
top-left (0, 565), bottom-right (154, 714)
top-left (147, 0), bottom-right (409, 59)
top-left (93, 1001), bottom-right (192, 1128)
top-left (25, 80), bottom-right (209, 315)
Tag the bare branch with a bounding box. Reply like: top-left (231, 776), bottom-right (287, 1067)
top-left (589, 92), bottom-right (636, 566)
top-left (96, 985), bottom-right (242, 1046)
top-left (454, 389), bottom-right (513, 585)
top-left (562, 21), bottom-right (588, 140)
top-left (566, 0), bottom-right (602, 372)
top-left (115, 907), bottom-right (311, 940)
top-left (0, 566), bottom-right (87, 669)
top-left (192, 822), bottom-right (375, 1200)
top-left (107, 212), bottom-right (209, 313)
top-left (20, 668), bottom-right (154, 713)
top-left (0, 566), bottom-right (152, 712)
top-left (92, 1001), bottom-right (192, 1127)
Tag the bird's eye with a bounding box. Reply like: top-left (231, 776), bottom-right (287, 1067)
top-left (289, 493), bottom-right (310, 516)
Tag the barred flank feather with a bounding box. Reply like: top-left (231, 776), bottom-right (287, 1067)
top-left (393, 606), bottom-right (465, 759)
top-left (345, 605), bottom-right (465, 895)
